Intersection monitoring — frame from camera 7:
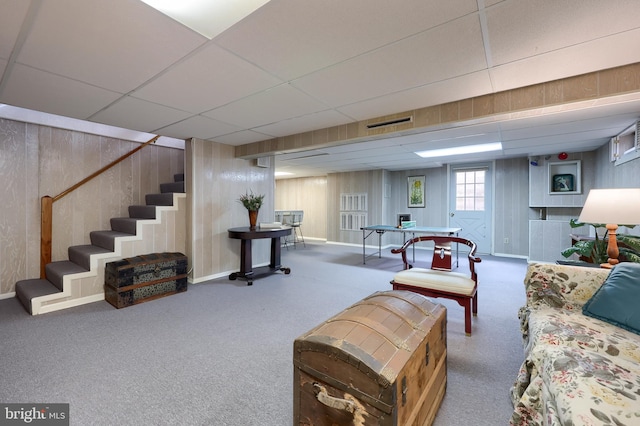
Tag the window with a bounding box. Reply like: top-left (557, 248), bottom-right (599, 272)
top-left (611, 121), bottom-right (640, 165)
top-left (340, 193), bottom-right (367, 230)
top-left (455, 170), bottom-right (485, 211)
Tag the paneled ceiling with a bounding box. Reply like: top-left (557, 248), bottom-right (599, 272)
top-left (1, 0), bottom-right (640, 178)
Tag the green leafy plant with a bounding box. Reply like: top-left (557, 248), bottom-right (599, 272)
top-left (561, 219), bottom-right (640, 263)
top-left (238, 190), bottom-right (264, 211)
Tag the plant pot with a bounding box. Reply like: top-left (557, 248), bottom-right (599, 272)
top-left (248, 210), bottom-right (259, 229)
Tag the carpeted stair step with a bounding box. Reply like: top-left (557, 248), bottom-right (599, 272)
top-left (15, 174), bottom-right (186, 315)
top-left (145, 193), bottom-right (175, 206)
top-left (160, 181), bottom-right (184, 193)
top-left (46, 261), bottom-right (87, 291)
top-left (68, 245), bottom-right (113, 271)
top-left (110, 217), bottom-right (141, 234)
top-left (90, 230), bottom-right (134, 251)
top-left (15, 279), bottom-right (61, 314)
top-left (128, 205), bottom-right (156, 219)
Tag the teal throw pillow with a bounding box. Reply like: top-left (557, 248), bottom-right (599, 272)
top-left (583, 263), bottom-right (640, 335)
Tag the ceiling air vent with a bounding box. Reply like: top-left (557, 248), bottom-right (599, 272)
top-left (366, 116), bottom-right (412, 129)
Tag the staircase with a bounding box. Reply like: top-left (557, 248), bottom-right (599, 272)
top-left (15, 174), bottom-right (187, 315)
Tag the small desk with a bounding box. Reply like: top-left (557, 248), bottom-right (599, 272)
top-left (228, 226), bottom-right (292, 285)
top-left (361, 225), bottom-right (462, 266)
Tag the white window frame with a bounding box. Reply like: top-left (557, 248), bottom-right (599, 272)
top-left (340, 193), bottom-right (367, 231)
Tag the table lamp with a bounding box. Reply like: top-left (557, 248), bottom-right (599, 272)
top-left (578, 188), bottom-right (640, 268)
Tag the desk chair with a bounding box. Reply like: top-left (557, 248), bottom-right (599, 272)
top-left (390, 236), bottom-right (481, 336)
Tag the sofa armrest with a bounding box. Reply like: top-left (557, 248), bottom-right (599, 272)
top-left (518, 262), bottom-right (611, 347)
top-left (523, 262), bottom-right (610, 311)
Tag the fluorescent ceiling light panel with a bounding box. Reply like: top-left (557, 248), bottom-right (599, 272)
top-left (274, 171), bottom-right (294, 177)
top-left (140, 0), bottom-right (270, 39)
top-left (415, 142), bottom-right (503, 158)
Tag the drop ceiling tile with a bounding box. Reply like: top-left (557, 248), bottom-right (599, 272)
top-left (1, 65), bottom-right (121, 120)
top-left (490, 28), bottom-right (640, 92)
top-left (346, 150), bottom-right (412, 161)
top-left (402, 138), bottom-right (500, 154)
top-left (90, 96), bottom-right (192, 134)
top-left (281, 157), bottom-right (340, 167)
top-left (16, 0), bottom-right (205, 93)
top-left (215, 0), bottom-right (479, 81)
top-left (509, 137), bottom-right (607, 153)
top-left (321, 139), bottom-right (404, 154)
top-left (278, 149), bottom-right (327, 160)
top-left (211, 130), bottom-right (273, 146)
top-left (327, 147), bottom-right (406, 160)
top-left (486, 0), bottom-right (640, 66)
top-left (409, 122), bottom-right (502, 142)
top-left (507, 128), bottom-right (611, 148)
top-left (337, 71), bottom-right (493, 120)
top-left (292, 13), bottom-right (487, 107)
top-left (156, 115), bottom-right (241, 140)
top-left (500, 115), bottom-right (636, 142)
top-left (365, 159), bottom-right (433, 169)
top-left (203, 84), bottom-right (328, 129)
top-left (0, 1), bottom-right (29, 59)
top-left (253, 110), bottom-right (354, 138)
top-left (132, 43), bottom-right (283, 114)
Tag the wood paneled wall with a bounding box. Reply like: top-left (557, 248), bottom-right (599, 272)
top-left (275, 177), bottom-right (327, 240)
top-left (0, 118), bottom-right (184, 296)
top-left (326, 170), bottom-right (385, 245)
top-left (279, 161), bottom-right (534, 257)
top-left (186, 139), bottom-right (274, 283)
top-left (494, 157), bottom-right (530, 256)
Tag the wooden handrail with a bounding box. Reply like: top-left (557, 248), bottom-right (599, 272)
top-left (40, 135), bottom-right (159, 278)
top-left (52, 135), bottom-right (160, 202)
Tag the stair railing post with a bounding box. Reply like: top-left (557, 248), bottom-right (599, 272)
top-left (40, 196), bottom-right (53, 279)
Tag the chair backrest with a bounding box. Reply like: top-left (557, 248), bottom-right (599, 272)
top-left (275, 211), bottom-right (290, 224)
top-left (391, 235), bottom-right (481, 279)
top-left (277, 210), bottom-right (303, 225)
top-left (292, 211), bottom-right (303, 224)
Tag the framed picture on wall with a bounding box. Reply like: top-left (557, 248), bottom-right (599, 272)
top-left (552, 174), bottom-right (575, 192)
top-left (407, 176), bottom-right (425, 208)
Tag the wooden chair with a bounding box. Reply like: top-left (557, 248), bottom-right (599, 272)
top-left (390, 236), bottom-right (481, 336)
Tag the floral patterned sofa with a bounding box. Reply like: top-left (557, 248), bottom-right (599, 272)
top-left (510, 262), bottom-right (640, 425)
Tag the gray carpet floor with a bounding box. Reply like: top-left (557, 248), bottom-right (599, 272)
top-left (0, 241), bottom-right (528, 425)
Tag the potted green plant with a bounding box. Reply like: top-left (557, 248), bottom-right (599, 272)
top-left (561, 219), bottom-right (640, 264)
top-left (238, 191), bottom-right (265, 229)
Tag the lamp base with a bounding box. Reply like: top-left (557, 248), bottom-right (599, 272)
top-left (603, 224), bottom-right (620, 270)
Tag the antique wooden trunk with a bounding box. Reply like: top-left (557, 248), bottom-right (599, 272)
top-left (105, 252), bottom-right (188, 309)
top-left (293, 290), bottom-right (447, 426)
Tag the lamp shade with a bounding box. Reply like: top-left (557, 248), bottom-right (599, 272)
top-left (578, 188), bottom-right (640, 225)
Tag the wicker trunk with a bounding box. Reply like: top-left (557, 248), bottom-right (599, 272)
top-left (104, 252), bottom-right (188, 308)
top-left (293, 290), bottom-right (447, 426)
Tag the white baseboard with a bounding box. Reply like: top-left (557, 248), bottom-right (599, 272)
top-left (189, 262), bottom-right (271, 284)
top-left (190, 271), bottom-right (231, 284)
top-left (491, 252), bottom-right (529, 260)
top-left (326, 241), bottom-right (394, 250)
top-left (0, 292), bottom-right (16, 300)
